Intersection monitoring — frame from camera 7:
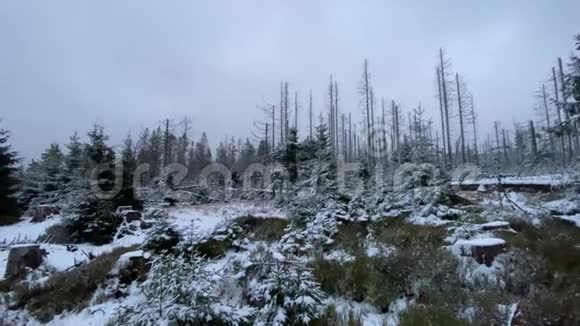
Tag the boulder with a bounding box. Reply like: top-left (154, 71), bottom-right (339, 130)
top-left (4, 245), bottom-right (47, 280)
top-left (454, 238), bottom-right (507, 267)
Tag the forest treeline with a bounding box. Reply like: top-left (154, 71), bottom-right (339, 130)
top-left (0, 34), bottom-right (579, 233)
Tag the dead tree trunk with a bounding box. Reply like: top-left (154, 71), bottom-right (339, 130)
top-left (309, 89), bottom-right (313, 140)
top-left (541, 84), bottom-right (556, 154)
top-left (456, 73), bottom-right (466, 163)
top-left (363, 59), bottom-right (372, 162)
top-left (437, 67), bottom-right (447, 163)
top-left (552, 67), bottom-right (566, 160)
top-left (494, 121), bottom-right (501, 164)
top-left (559, 57), bottom-right (574, 158)
top-left (440, 49), bottom-right (453, 166)
top-left (530, 120), bottom-right (538, 162)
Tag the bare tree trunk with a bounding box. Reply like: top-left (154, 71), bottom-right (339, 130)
top-left (342, 114), bottom-right (346, 159)
top-left (370, 87), bottom-right (376, 156)
top-left (437, 67), bottom-right (447, 162)
top-left (284, 82), bottom-right (289, 143)
top-left (470, 96), bottom-right (479, 164)
top-left (381, 97), bottom-right (387, 162)
top-left (329, 75), bottom-right (334, 156)
top-left (349, 113), bottom-right (353, 161)
top-left (440, 48), bottom-right (453, 165)
top-left (530, 120), bottom-right (538, 162)
top-left (541, 84), bottom-right (556, 154)
top-left (164, 119), bottom-right (170, 167)
top-left (494, 121), bottom-right (501, 164)
top-left (395, 104), bottom-right (401, 163)
top-left (280, 82), bottom-right (284, 145)
top-left (502, 128), bottom-right (509, 163)
top-left (559, 57), bottom-right (574, 158)
top-left (391, 100), bottom-right (396, 157)
top-left (456, 73), bottom-right (466, 163)
top-left (265, 123), bottom-right (269, 152)
top-left (363, 59), bottom-right (371, 161)
top-left (272, 104), bottom-right (275, 150)
top-left (294, 91), bottom-right (298, 131)
top-left (335, 81), bottom-right (340, 155)
top-left (309, 89), bottom-right (313, 140)
top-left (552, 67), bottom-right (566, 162)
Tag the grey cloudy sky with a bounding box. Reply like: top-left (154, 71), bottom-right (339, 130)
top-left (1, 1), bottom-right (578, 161)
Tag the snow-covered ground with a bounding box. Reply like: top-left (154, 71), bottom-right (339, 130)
top-left (0, 216), bottom-right (63, 244)
top-left (453, 174), bottom-right (576, 187)
top-left (169, 201), bottom-right (287, 236)
top-left (0, 202), bottom-right (286, 281)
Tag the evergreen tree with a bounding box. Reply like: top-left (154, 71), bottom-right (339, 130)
top-left (0, 127), bottom-right (21, 219)
top-left (65, 132), bottom-right (84, 175)
top-left (568, 34), bottom-right (580, 101)
top-left (39, 143), bottom-right (66, 194)
top-left (148, 127), bottom-right (163, 178)
top-left (236, 138), bottom-right (257, 173)
top-left (192, 132), bottom-right (212, 177)
top-left (142, 212), bottom-right (181, 254)
top-left (69, 124), bottom-right (120, 244)
top-left (19, 160), bottom-right (42, 211)
top-left (256, 139), bottom-right (270, 162)
top-left (113, 133), bottom-right (143, 210)
top-left (216, 142), bottom-right (229, 167)
top-left (283, 128), bottom-right (299, 183)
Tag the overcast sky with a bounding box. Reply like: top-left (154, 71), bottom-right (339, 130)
top-left (1, 1), bottom-right (578, 161)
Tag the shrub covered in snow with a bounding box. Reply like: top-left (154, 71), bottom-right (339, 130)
top-left (141, 213), bottom-right (181, 255)
top-left (111, 252), bottom-right (252, 325)
top-left (231, 245), bottom-right (326, 325)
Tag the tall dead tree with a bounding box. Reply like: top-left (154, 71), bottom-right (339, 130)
top-left (437, 67), bottom-right (447, 162)
top-left (370, 87), bottom-right (376, 155)
top-left (348, 113), bottom-right (353, 161)
top-left (494, 121), bottom-right (501, 164)
top-left (309, 89), bottom-right (313, 140)
top-left (559, 57), bottom-right (574, 158)
top-left (284, 82), bottom-right (289, 143)
top-left (530, 120), bottom-right (538, 161)
top-left (334, 81), bottom-right (340, 155)
top-left (381, 97), bottom-right (387, 161)
top-left (552, 67), bottom-right (566, 159)
top-left (439, 48), bottom-right (453, 165)
top-left (456, 73), bottom-right (466, 163)
top-left (328, 75), bottom-right (335, 156)
top-left (541, 84), bottom-right (556, 153)
top-left (361, 59), bottom-right (372, 161)
top-left (294, 91), bottom-right (298, 131)
top-left (469, 95), bottom-right (479, 164)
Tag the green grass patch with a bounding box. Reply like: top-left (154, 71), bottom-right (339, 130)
top-left (13, 246), bottom-right (137, 322)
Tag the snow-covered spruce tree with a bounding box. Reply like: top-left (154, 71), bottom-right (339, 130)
top-left (71, 196), bottom-right (118, 245)
top-left (141, 211), bottom-right (181, 254)
top-left (568, 34), bottom-right (580, 101)
top-left (0, 126), bottom-right (21, 220)
top-left (299, 122), bottom-right (337, 194)
top-left (18, 159), bottom-right (42, 212)
top-left (244, 246), bottom-right (326, 325)
top-left (68, 124), bottom-right (119, 244)
top-left (112, 253), bottom-right (251, 325)
top-left (113, 133), bottom-right (143, 211)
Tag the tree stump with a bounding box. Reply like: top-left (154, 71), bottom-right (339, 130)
top-left (454, 238), bottom-right (507, 267)
top-left (4, 245), bottom-right (46, 280)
